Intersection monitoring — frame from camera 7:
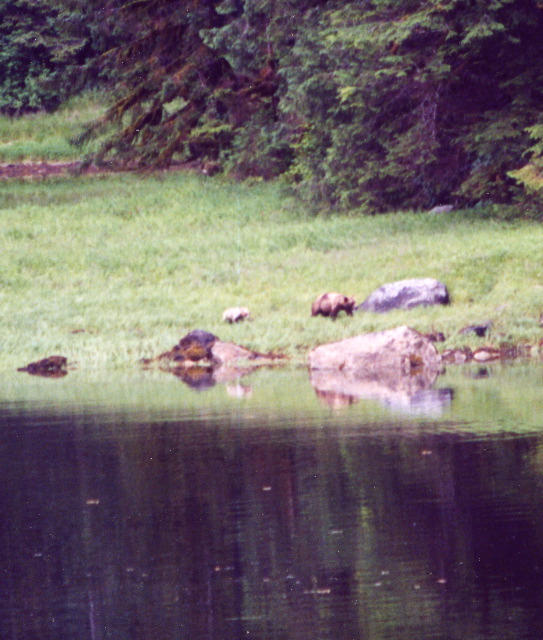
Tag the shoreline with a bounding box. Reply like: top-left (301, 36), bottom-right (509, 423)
top-left (10, 334), bottom-right (543, 378)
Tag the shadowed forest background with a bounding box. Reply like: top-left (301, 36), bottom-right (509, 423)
top-left (3, 0), bottom-right (543, 214)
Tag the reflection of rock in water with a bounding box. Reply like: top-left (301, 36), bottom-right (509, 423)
top-left (226, 383), bottom-right (253, 398)
top-left (172, 366), bottom-right (216, 390)
top-left (384, 387), bottom-right (454, 415)
top-left (469, 367), bottom-right (490, 379)
top-left (314, 388), bottom-right (357, 410)
top-left (172, 363), bottom-right (259, 392)
top-left (310, 368), bottom-right (453, 416)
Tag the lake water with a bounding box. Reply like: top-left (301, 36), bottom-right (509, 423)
top-left (2, 362), bottom-right (543, 640)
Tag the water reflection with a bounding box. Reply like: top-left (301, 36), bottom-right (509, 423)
top-left (310, 368), bottom-right (454, 415)
top-left (161, 363), bottom-right (262, 391)
top-left (1, 365), bottom-right (543, 639)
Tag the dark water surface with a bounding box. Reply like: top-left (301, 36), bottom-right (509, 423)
top-left (2, 364), bottom-right (543, 640)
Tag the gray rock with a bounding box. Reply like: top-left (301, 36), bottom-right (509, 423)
top-left (17, 355), bottom-right (68, 377)
top-left (459, 321), bottom-right (492, 337)
top-left (151, 329), bottom-right (283, 375)
top-left (428, 204), bottom-right (454, 214)
top-left (210, 340), bottom-right (259, 364)
top-left (441, 348), bottom-right (473, 364)
top-left (357, 278), bottom-right (449, 313)
top-left (308, 325), bottom-right (441, 375)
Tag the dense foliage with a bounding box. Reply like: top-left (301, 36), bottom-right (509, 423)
top-left (70, 0), bottom-right (289, 173)
top-left (3, 0), bottom-right (543, 212)
top-left (283, 0), bottom-right (543, 211)
top-left (0, 0), bottom-right (60, 114)
top-left (0, 0), bottom-right (117, 115)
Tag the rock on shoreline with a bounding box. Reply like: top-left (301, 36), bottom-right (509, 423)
top-left (308, 326), bottom-right (441, 375)
top-left (142, 329), bottom-right (285, 388)
top-left (308, 326), bottom-right (447, 415)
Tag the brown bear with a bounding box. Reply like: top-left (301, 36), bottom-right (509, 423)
top-left (311, 292), bottom-right (356, 319)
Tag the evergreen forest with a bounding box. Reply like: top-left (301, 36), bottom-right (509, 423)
top-left (3, 0), bottom-right (543, 214)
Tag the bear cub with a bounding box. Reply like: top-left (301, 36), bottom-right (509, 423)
top-left (223, 306), bottom-right (251, 323)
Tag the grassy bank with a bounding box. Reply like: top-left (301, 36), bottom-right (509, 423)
top-left (2, 170), bottom-right (543, 371)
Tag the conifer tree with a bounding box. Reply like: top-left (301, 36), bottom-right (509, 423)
top-left (0, 0), bottom-right (60, 114)
top-left (0, 0), bottom-right (116, 114)
top-left (75, 0), bottom-right (287, 172)
top-left (283, 0), bottom-right (543, 211)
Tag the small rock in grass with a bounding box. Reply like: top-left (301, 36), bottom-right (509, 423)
top-left (428, 205), bottom-right (454, 214)
top-left (459, 322), bottom-right (492, 337)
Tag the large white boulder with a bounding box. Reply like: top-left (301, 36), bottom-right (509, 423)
top-left (308, 325), bottom-right (441, 375)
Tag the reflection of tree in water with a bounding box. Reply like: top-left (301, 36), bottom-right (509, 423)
top-left (2, 412), bottom-right (543, 639)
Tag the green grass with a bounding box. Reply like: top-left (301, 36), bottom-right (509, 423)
top-left (2, 170), bottom-right (543, 371)
top-left (0, 93), bottom-right (105, 162)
